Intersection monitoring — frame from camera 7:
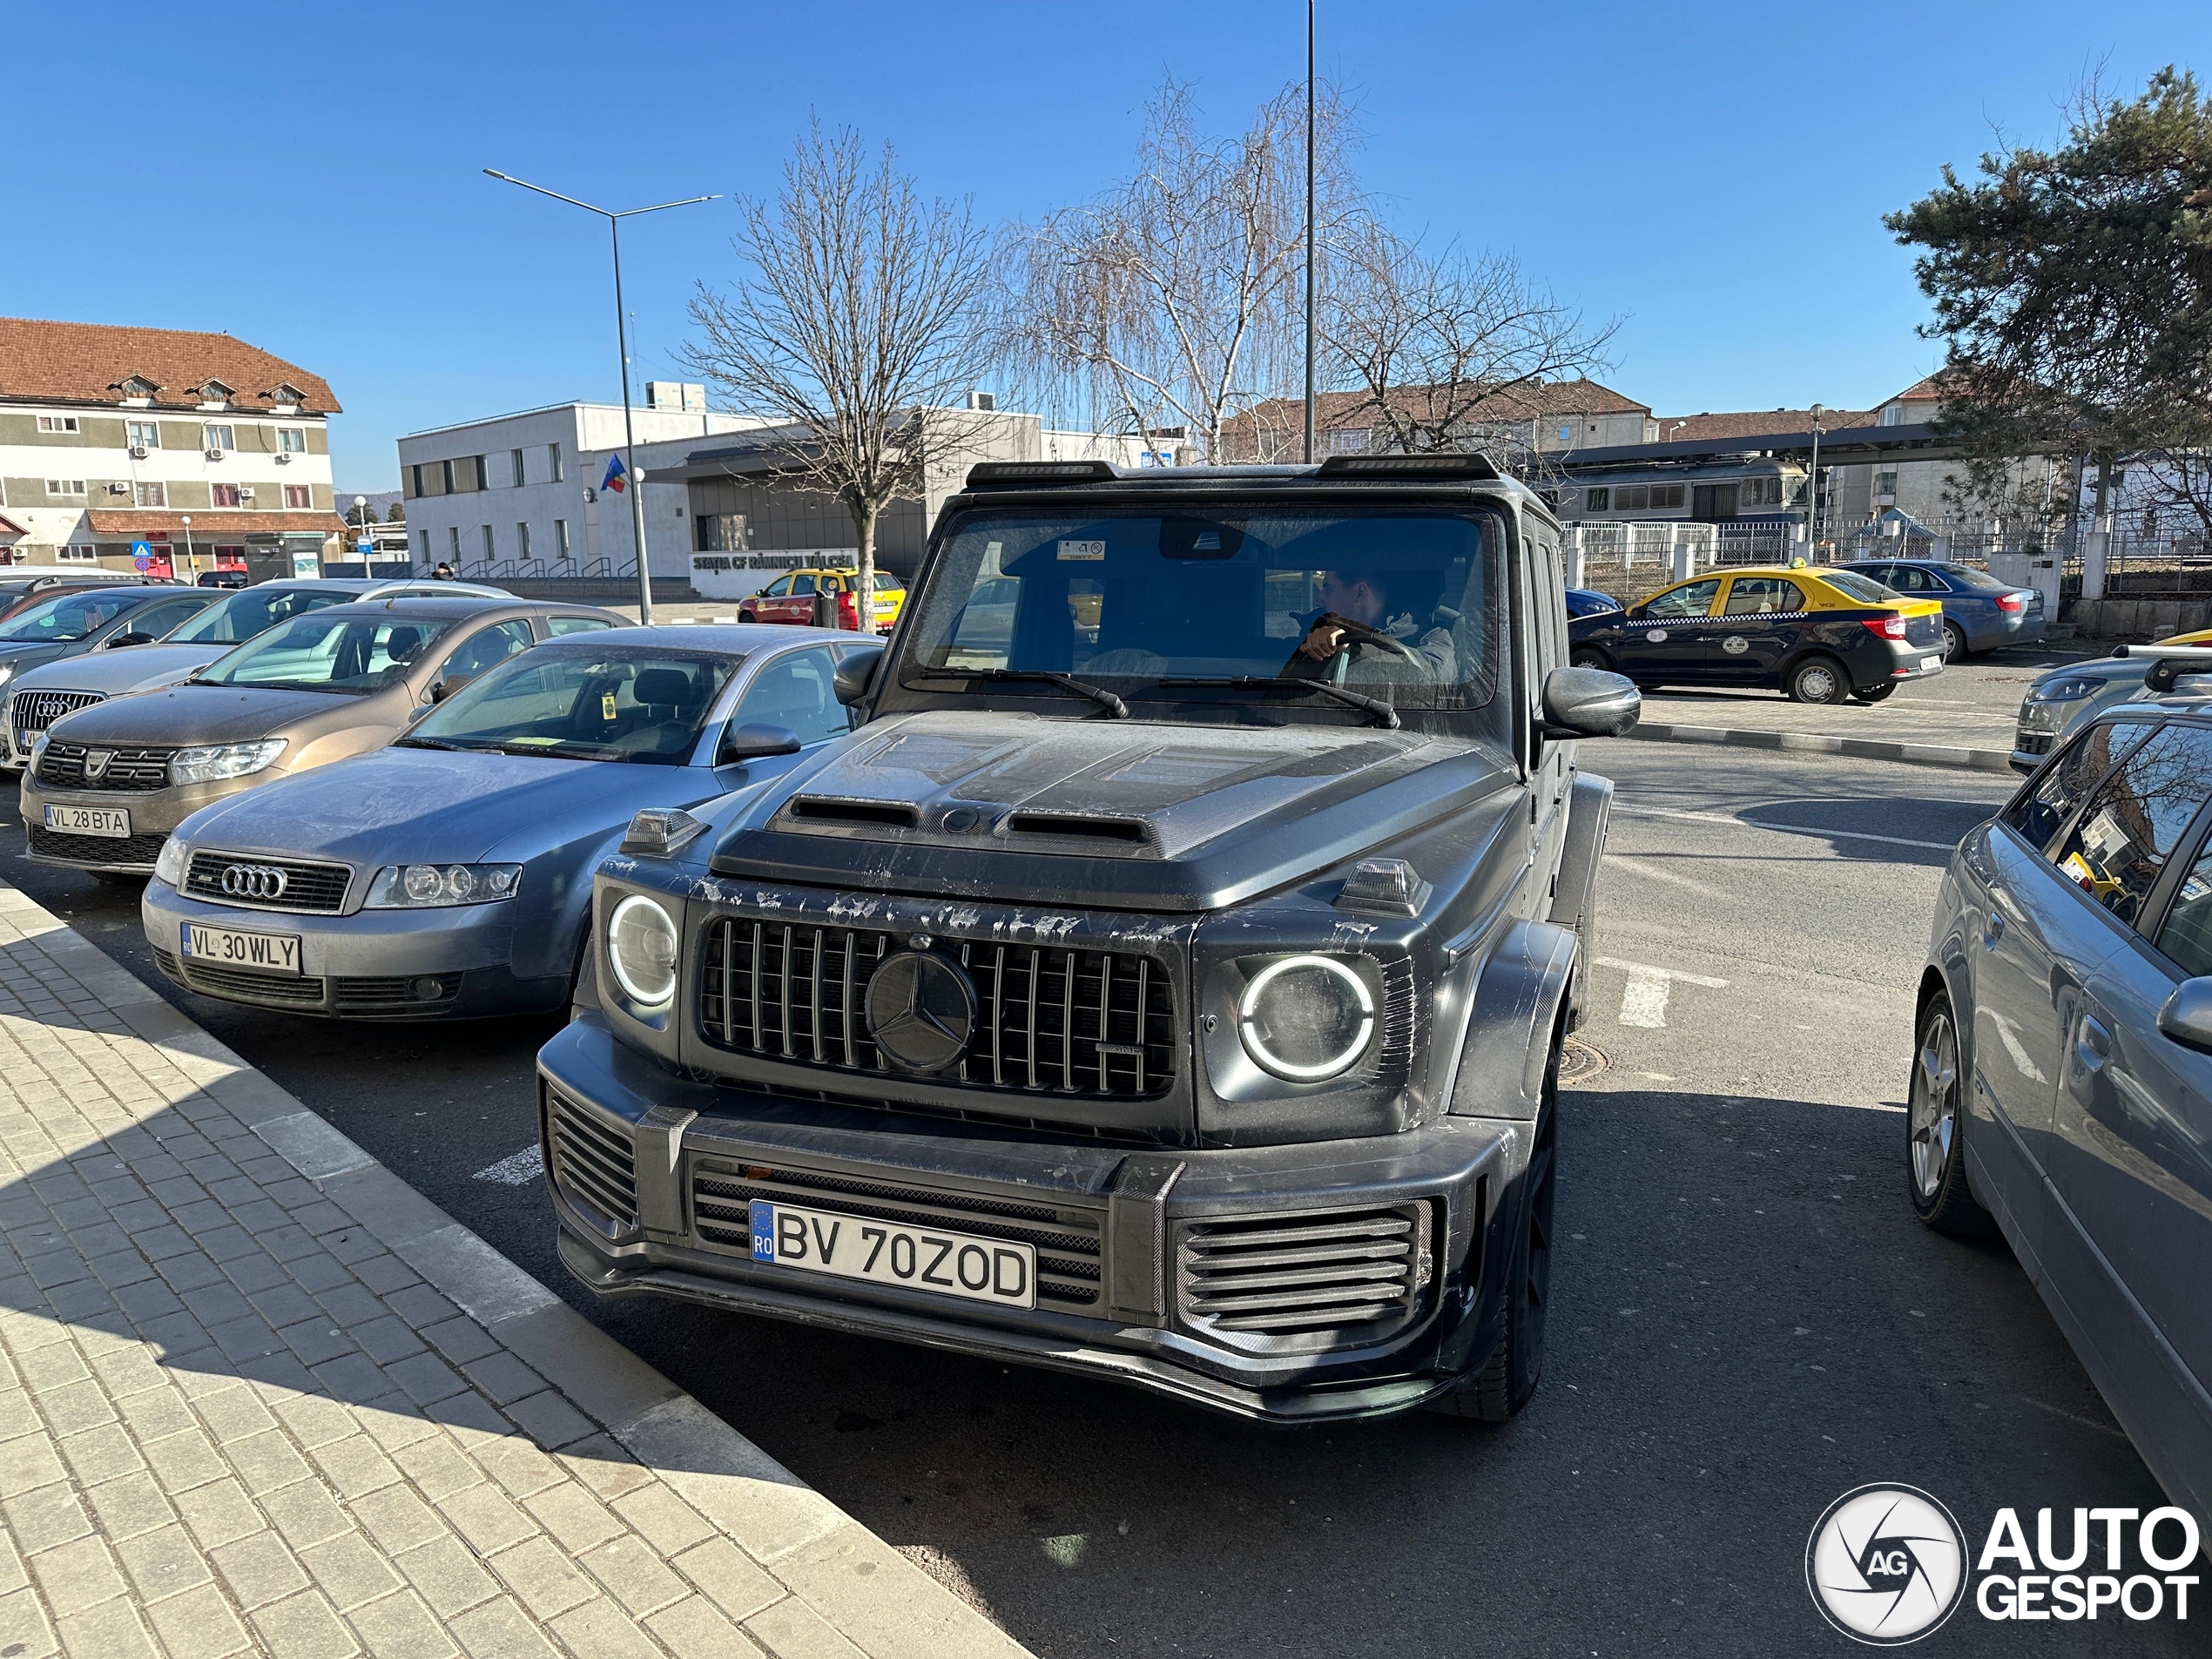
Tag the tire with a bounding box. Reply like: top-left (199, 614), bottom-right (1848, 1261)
top-left (1943, 621), bottom-right (1969, 663)
top-left (1785, 655), bottom-right (1850, 705)
top-left (1569, 647), bottom-right (1610, 671)
top-left (1851, 685), bottom-right (1896, 704)
top-left (1907, 989), bottom-right (1994, 1237)
top-left (1430, 1042), bottom-right (1560, 1421)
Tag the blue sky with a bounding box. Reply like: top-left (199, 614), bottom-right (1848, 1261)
top-left (6, 3), bottom-right (2205, 490)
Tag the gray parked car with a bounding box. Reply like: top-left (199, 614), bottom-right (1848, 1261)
top-left (0, 585), bottom-right (218, 719)
top-left (1912, 700), bottom-right (2212, 1536)
top-left (1842, 557), bottom-right (2047, 660)
top-left (138, 626), bottom-right (863, 1019)
top-left (24, 597), bottom-right (621, 876)
top-left (2008, 644), bottom-right (2212, 772)
top-left (3, 577), bottom-right (508, 770)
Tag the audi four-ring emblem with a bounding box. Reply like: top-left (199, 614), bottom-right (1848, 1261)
top-left (219, 864), bottom-right (288, 899)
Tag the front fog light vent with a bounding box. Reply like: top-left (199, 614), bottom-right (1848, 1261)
top-left (1177, 1203), bottom-right (1432, 1339)
top-left (544, 1090), bottom-right (637, 1239)
top-left (1238, 954), bottom-right (1374, 1081)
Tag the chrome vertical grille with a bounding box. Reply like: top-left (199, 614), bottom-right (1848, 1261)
top-left (696, 917), bottom-right (1176, 1099)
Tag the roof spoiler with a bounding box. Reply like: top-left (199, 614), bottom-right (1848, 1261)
top-left (966, 460), bottom-right (1121, 487)
top-left (1312, 453), bottom-right (1501, 481)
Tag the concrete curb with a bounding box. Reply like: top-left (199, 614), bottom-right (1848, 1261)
top-left (1623, 719), bottom-right (2018, 775)
top-left (0, 883), bottom-right (1030, 1659)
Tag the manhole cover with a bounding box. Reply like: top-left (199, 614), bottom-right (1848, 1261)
top-left (1559, 1035), bottom-right (1608, 1087)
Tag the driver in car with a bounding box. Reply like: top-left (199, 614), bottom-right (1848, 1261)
top-left (1291, 569), bottom-right (1456, 684)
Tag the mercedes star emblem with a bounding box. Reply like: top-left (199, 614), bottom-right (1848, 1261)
top-left (865, 950), bottom-right (977, 1075)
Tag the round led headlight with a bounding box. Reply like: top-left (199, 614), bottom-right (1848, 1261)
top-left (1238, 954), bottom-right (1375, 1082)
top-left (607, 894), bottom-right (678, 1011)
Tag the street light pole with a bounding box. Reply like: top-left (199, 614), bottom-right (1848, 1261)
top-left (482, 169), bottom-right (718, 624)
top-left (1804, 403), bottom-right (1824, 562)
top-left (353, 496), bottom-right (369, 574)
top-left (179, 515), bottom-right (194, 583)
top-left (1302, 0), bottom-right (1317, 465)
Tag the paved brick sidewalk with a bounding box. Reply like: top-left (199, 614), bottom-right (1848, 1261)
top-left (0, 885), bottom-right (1028, 1659)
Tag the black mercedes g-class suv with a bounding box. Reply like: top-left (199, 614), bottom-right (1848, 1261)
top-left (537, 454), bottom-right (1639, 1422)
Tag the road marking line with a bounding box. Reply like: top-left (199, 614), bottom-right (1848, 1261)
top-left (1602, 853), bottom-right (1731, 901)
top-left (474, 1145), bottom-right (543, 1185)
top-left (1615, 803), bottom-right (1959, 853)
top-left (1594, 955), bottom-right (1728, 1028)
top-left (1593, 955), bottom-right (1729, 988)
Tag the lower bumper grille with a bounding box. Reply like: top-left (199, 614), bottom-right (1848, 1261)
top-left (155, 950), bottom-right (324, 1006)
top-left (2016, 731), bottom-right (2054, 758)
top-left (151, 952), bottom-right (465, 1016)
top-left (546, 1089), bottom-right (638, 1238)
top-left (333, 974), bottom-right (462, 1013)
top-left (689, 1159), bottom-right (1106, 1313)
top-left (28, 826), bottom-right (165, 866)
top-left (1177, 1203), bottom-right (1433, 1347)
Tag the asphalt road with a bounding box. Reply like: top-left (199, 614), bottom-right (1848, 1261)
top-left (5, 745), bottom-right (2202, 1657)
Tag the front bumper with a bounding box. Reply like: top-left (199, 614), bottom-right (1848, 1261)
top-left (141, 877), bottom-right (556, 1019)
top-left (537, 1015), bottom-right (1521, 1422)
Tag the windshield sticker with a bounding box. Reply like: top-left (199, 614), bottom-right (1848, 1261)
top-left (1056, 540), bottom-right (1106, 562)
top-left (502, 736), bottom-right (564, 746)
top-left (602, 691), bottom-right (618, 720)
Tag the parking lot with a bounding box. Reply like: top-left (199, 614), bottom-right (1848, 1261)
top-left (8, 724), bottom-right (2196, 1656)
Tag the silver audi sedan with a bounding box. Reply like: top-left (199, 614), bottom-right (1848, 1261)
top-left (140, 624), bottom-right (868, 1019)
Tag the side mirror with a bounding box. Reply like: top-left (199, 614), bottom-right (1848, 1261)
top-left (1539, 664), bottom-right (1641, 739)
top-left (2158, 979), bottom-right (2212, 1051)
top-left (430, 672), bottom-right (478, 704)
top-left (104, 631), bottom-right (157, 649)
top-left (833, 644), bottom-right (885, 706)
top-left (717, 721), bottom-right (803, 765)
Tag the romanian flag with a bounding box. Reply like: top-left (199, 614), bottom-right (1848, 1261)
top-left (601, 453), bottom-right (628, 494)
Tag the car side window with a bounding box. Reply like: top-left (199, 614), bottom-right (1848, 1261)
top-left (2156, 848), bottom-right (2212, 976)
top-left (732, 645), bottom-right (846, 746)
top-left (1723, 577), bottom-right (1805, 616)
top-left (129, 599), bottom-right (212, 637)
top-left (1642, 579), bottom-right (1721, 620)
top-left (439, 619), bottom-right (536, 684)
top-left (792, 575), bottom-right (818, 596)
top-left (2047, 722), bottom-right (2212, 927)
top-left (760, 576), bottom-right (792, 597)
top-left (2005, 721), bottom-right (2157, 852)
top-left (546, 616), bottom-right (612, 637)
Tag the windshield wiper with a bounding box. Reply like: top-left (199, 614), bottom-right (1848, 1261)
top-left (913, 665), bottom-right (1128, 718)
top-left (1157, 676), bottom-right (1400, 730)
top-left (393, 737), bottom-right (469, 752)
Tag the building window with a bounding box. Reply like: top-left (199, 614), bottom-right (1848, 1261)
top-left (553, 519), bottom-right (570, 560)
top-left (44, 480), bottom-right (87, 497)
top-left (57, 545), bottom-right (98, 563)
top-left (126, 421), bottom-right (159, 448)
top-left (1650, 483), bottom-right (1685, 509)
top-left (1326, 428), bottom-right (1370, 455)
top-left (1615, 485), bottom-right (1649, 511)
top-left (481, 524), bottom-right (494, 561)
top-left (210, 483), bottom-right (241, 508)
top-left (283, 484), bottom-right (312, 509)
top-left (1876, 471), bottom-right (1898, 496)
top-left (548, 443), bottom-right (564, 483)
top-left (441, 459), bottom-right (456, 494)
top-left (471, 456), bottom-right (490, 491)
top-left (1880, 406), bottom-right (1905, 427)
top-left (510, 448), bottom-right (526, 487)
top-left (134, 482), bottom-right (165, 507)
top-left (1557, 424), bottom-right (1571, 442)
top-left (408, 463), bottom-right (426, 498)
top-left (516, 522), bottom-right (532, 559)
top-left (277, 427), bottom-right (307, 454)
top-left (204, 424), bottom-right (234, 452)
top-left (36, 415), bottom-right (79, 434)
top-left (448, 526), bottom-right (461, 561)
top-left (1585, 487), bottom-right (1611, 511)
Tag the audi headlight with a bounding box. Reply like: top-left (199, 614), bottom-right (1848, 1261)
top-left (153, 838), bottom-right (188, 887)
top-left (2027, 676), bottom-right (2107, 704)
top-left (1238, 954), bottom-right (1375, 1081)
top-left (170, 739), bottom-right (285, 786)
top-left (364, 863), bottom-right (523, 907)
top-left (608, 894), bottom-right (678, 1010)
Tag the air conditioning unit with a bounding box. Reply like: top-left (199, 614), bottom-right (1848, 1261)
top-left (273, 452), bottom-right (291, 465)
top-left (128, 445), bottom-right (149, 460)
top-left (236, 487), bottom-right (255, 502)
top-left (204, 447), bottom-right (226, 461)
top-left (106, 482), bottom-right (131, 496)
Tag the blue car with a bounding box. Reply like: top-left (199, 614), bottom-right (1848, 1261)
top-left (141, 624), bottom-right (873, 1019)
top-left (1565, 586), bottom-right (1621, 619)
top-left (1840, 558), bottom-right (2046, 661)
top-left (1912, 700), bottom-right (2212, 1534)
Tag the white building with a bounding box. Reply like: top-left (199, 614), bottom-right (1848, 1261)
top-left (0, 317), bottom-right (345, 580)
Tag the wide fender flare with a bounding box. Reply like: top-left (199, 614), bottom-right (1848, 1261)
top-left (1548, 772), bottom-right (1612, 934)
top-left (1447, 918), bottom-right (1578, 1123)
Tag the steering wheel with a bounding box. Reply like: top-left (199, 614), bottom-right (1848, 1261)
top-left (1280, 611), bottom-right (1426, 680)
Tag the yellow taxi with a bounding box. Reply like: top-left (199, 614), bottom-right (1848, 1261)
top-left (738, 567), bottom-right (906, 633)
top-left (1566, 564), bottom-right (1947, 704)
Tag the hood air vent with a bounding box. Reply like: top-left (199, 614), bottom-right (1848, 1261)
top-left (786, 796), bottom-right (921, 831)
top-left (1006, 812), bottom-right (1148, 845)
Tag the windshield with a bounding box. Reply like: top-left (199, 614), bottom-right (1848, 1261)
top-left (1939, 563), bottom-right (2013, 593)
top-left (168, 586), bottom-right (357, 644)
top-left (902, 509), bottom-right (1496, 711)
top-left (0, 591), bottom-right (138, 642)
top-left (399, 647), bottom-right (740, 764)
top-left (1824, 570), bottom-right (1899, 604)
top-left (196, 613), bottom-right (455, 693)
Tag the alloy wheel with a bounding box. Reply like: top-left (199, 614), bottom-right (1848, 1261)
top-left (1909, 1008), bottom-right (1959, 1202)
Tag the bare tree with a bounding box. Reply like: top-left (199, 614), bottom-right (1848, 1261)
top-left (1002, 78), bottom-right (1359, 460)
top-left (683, 122), bottom-right (997, 625)
top-left (1320, 222), bottom-right (1618, 468)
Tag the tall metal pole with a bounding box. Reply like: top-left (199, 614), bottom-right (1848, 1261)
top-left (608, 216), bottom-right (654, 624)
top-left (1302, 0), bottom-right (1317, 465)
top-left (1806, 403), bottom-right (1824, 563)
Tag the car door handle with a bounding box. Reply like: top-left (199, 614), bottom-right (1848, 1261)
top-left (2075, 1015), bottom-right (2112, 1075)
top-left (1983, 910), bottom-right (2005, 947)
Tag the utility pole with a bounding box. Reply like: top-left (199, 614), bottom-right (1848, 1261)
top-left (1302, 0), bottom-right (1317, 465)
top-left (482, 169), bottom-right (718, 624)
